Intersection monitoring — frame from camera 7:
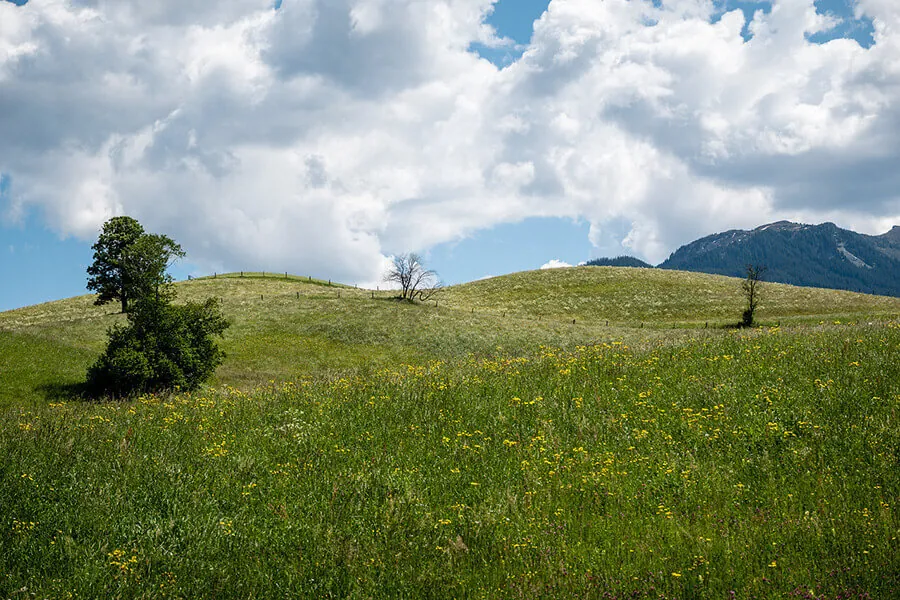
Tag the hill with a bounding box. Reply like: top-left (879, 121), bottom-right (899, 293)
top-left (1, 270), bottom-right (899, 598)
top-left (2, 267), bottom-right (899, 407)
top-left (439, 266), bottom-right (900, 323)
top-left (1, 269), bottom-right (899, 597)
top-left (659, 221), bottom-right (900, 296)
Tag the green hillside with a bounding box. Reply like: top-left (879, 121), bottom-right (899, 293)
top-left (3, 268), bottom-right (899, 407)
top-left (2, 268), bottom-right (899, 597)
top-left (440, 266), bottom-right (900, 324)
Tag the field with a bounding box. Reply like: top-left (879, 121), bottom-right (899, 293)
top-left (1, 268), bottom-right (898, 598)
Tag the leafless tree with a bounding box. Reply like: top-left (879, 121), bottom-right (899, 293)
top-left (384, 253), bottom-right (442, 301)
top-left (742, 264), bottom-right (766, 327)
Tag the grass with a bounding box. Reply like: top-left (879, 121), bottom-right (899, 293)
top-left (1, 268), bottom-right (899, 597)
top-left (2, 323), bottom-right (898, 598)
top-left (441, 267), bottom-right (900, 325)
top-left (3, 268), bottom-right (899, 407)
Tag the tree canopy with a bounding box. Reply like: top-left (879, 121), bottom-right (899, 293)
top-left (119, 233), bottom-right (185, 303)
top-left (86, 216), bottom-right (145, 312)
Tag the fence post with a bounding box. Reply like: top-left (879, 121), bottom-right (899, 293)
top-left (241, 271), bottom-right (243, 277)
top-left (214, 272), bottom-right (217, 278)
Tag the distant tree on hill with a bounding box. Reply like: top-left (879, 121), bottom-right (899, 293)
top-left (742, 264), bottom-right (766, 327)
top-left (384, 253), bottom-right (442, 301)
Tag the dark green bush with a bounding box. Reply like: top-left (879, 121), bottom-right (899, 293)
top-left (87, 297), bottom-right (229, 397)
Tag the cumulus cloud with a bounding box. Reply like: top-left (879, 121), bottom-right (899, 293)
top-left (540, 259), bottom-right (572, 270)
top-left (1, 0), bottom-right (899, 283)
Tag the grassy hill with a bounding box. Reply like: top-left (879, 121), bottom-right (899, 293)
top-left (2, 268), bottom-right (899, 407)
top-left (1, 268), bottom-right (899, 598)
top-left (440, 266), bottom-right (900, 324)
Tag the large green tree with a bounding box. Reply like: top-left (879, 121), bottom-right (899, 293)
top-left (86, 216), bottom-right (145, 312)
top-left (85, 217), bottom-right (229, 397)
top-left (119, 233), bottom-right (185, 303)
top-left (87, 217), bottom-right (185, 312)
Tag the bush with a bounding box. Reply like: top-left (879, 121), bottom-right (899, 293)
top-left (87, 297), bottom-right (229, 397)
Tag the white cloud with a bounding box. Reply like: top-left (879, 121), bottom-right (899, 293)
top-left (0, 0), bottom-right (899, 282)
top-left (540, 259), bottom-right (572, 270)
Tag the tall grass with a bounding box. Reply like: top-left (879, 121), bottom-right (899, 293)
top-left (2, 322), bottom-right (897, 598)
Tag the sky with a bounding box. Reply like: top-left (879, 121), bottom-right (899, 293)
top-left (1, 0), bottom-right (898, 310)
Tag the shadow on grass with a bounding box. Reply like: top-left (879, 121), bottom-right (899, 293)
top-left (36, 380), bottom-right (93, 403)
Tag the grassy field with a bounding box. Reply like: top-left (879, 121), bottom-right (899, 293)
top-left (1, 268), bottom-right (899, 597)
top-left (3, 268), bottom-right (899, 406)
top-left (441, 267), bottom-right (900, 325)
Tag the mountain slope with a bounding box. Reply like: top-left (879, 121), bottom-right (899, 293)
top-left (659, 221), bottom-right (900, 296)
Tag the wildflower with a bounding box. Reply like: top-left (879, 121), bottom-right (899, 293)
top-left (218, 519), bottom-right (235, 536)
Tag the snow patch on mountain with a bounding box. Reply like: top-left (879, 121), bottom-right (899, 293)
top-left (837, 243), bottom-right (872, 269)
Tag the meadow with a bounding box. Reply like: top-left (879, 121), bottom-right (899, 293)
top-left (1, 268), bottom-right (898, 598)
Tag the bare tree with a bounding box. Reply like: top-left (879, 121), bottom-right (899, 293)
top-left (384, 253), bottom-right (442, 301)
top-left (741, 264), bottom-right (766, 327)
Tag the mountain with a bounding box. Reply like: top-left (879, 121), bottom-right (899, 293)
top-left (585, 256), bottom-right (653, 268)
top-left (659, 221), bottom-right (900, 296)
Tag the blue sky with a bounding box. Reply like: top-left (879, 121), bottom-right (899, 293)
top-left (2, 0), bottom-right (565, 310)
top-left (0, 0), bottom-right (559, 310)
top-left (0, 0), bottom-right (894, 310)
